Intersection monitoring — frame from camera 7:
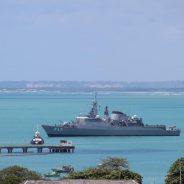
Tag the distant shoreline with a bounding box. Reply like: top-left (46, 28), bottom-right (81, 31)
top-left (0, 81), bottom-right (184, 92)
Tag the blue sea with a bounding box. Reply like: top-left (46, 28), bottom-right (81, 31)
top-left (0, 91), bottom-right (184, 184)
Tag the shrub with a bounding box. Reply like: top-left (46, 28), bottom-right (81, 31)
top-left (0, 166), bottom-right (42, 184)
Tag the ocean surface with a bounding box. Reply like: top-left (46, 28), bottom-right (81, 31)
top-left (0, 91), bottom-right (184, 184)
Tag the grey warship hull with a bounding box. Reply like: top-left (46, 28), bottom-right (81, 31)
top-left (42, 95), bottom-right (180, 137)
top-left (42, 125), bottom-right (180, 137)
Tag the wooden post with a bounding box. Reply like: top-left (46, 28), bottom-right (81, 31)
top-left (22, 147), bottom-right (28, 153)
top-left (7, 148), bottom-right (13, 153)
top-left (37, 147), bottom-right (43, 153)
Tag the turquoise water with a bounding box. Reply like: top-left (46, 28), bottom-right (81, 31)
top-left (0, 91), bottom-right (184, 184)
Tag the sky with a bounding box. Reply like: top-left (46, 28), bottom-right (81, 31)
top-left (0, 0), bottom-right (184, 81)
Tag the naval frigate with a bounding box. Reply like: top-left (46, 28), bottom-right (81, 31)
top-left (42, 95), bottom-right (180, 137)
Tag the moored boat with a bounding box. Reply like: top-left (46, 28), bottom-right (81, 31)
top-left (60, 140), bottom-right (73, 146)
top-left (30, 128), bottom-right (44, 145)
top-left (44, 171), bottom-right (60, 177)
top-left (52, 165), bottom-right (74, 173)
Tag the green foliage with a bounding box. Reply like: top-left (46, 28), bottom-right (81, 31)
top-left (67, 168), bottom-right (142, 183)
top-left (0, 166), bottom-right (42, 184)
top-left (98, 157), bottom-right (128, 171)
top-left (66, 157), bottom-right (142, 184)
top-left (0, 175), bottom-right (22, 184)
top-left (165, 157), bottom-right (184, 184)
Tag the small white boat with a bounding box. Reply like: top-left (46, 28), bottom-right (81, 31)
top-left (44, 171), bottom-right (60, 177)
top-left (60, 140), bottom-right (73, 146)
top-left (52, 165), bottom-right (74, 173)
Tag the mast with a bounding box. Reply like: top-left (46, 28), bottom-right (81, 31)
top-left (93, 93), bottom-right (98, 116)
top-left (104, 106), bottom-right (109, 121)
top-left (89, 93), bottom-right (98, 118)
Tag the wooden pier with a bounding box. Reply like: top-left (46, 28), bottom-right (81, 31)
top-left (0, 144), bottom-right (75, 154)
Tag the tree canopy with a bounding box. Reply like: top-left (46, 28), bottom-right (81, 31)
top-left (66, 157), bottom-right (142, 184)
top-left (0, 166), bottom-right (42, 184)
top-left (165, 157), bottom-right (184, 184)
top-left (98, 157), bottom-right (128, 171)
